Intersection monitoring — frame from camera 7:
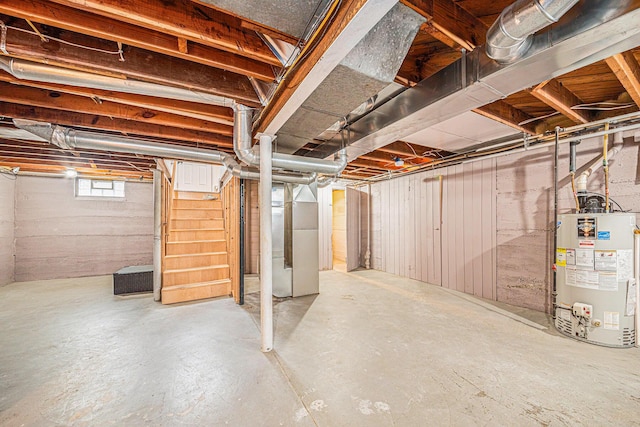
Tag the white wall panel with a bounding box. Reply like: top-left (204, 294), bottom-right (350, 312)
top-left (369, 160), bottom-right (496, 299)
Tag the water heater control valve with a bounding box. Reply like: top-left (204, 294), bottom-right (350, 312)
top-left (573, 303), bottom-right (593, 319)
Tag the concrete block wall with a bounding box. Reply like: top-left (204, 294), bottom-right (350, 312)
top-left (496, 135), bottom-right (640, 312)
top-left (0, 174), bottom-right (16, 285)
top-left (14, 176), bottom-right (153, 282)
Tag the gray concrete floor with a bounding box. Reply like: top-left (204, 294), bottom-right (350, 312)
top-left (2, 270), bottom-right (640, 426)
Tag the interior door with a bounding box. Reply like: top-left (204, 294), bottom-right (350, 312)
top-left (346, 186), bottom-right (363, 272)
top-left (175, 161), bottom-right (225, 193)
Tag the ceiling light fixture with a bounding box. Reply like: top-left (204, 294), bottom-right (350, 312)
top-left (64, 168), bottom-right (78, 178)
top-left (394, 157), bottom-right (404, 167)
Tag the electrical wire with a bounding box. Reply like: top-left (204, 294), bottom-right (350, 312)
top-left (572, 101), bottom-right (635, 111)
top-left (518, 102), bottom-right (636, 126)
top-left (3, 23), bottom-right (125, 58)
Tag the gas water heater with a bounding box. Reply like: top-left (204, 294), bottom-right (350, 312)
top-left (555, 213), bottom-right (637, 347)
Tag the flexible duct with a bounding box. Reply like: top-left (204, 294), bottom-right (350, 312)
top-left (12, 119), bottom-right (315, 184)
top-left (0, 57), bottom-right (236, 107)
top-left (234, 104), bottom-right (348, 175)
top-left (486, 0), bottom-right (579, 63)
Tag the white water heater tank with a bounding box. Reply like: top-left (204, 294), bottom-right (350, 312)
top-left (555, 213), bottom-right (636, 347)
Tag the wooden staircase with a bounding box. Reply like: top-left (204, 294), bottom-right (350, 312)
top-left (161, 195), bottom-right (232, 304)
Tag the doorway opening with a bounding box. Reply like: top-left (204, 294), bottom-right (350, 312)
top-left (331, 189), bottom-right (346, 272)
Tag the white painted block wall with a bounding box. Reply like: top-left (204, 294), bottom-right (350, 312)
top-left (14, 176), bottom-right (153, 281)
top-left (0, 175), bottom-right (16, 285)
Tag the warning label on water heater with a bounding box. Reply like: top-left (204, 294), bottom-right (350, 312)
top-left (577, 217), bottom-right (597, 239)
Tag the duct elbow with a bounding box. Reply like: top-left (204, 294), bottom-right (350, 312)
top-left (334, 149), bottom-right (348, 174)
top-left (486, 0), bottom-right (579, 63)
top-left (233, 103), bottom-right (260, 166)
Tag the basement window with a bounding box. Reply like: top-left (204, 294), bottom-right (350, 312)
top-left (76, 178), bottom-right (125, 198)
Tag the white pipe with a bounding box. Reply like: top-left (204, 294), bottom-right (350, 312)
top-left (635, 229), bottom-right (639, 348)
top-left (259, 134), bottom-right (273, 352)
top-left (576, 143), bottom-right (623, 194)
top-left (0, 57), bottom-right (237, 107)
top-left (152, 169), bottom-right (162, 302)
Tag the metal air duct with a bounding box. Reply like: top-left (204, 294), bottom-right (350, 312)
top-left (308, 0), bottom-right (640, 160)
top-left (0, 57), bottom-right (237, 108)
top-left (271, 3), bottom-right (424, 153)
top-left (486, 0), bottom-right (580, 63)
top-left (233, 104), bottom-right (348, 176)
top-left (12, 120), bottom-right (316, 184)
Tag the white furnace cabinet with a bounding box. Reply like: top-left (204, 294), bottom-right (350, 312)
top-left (555, 213), bottom-right (637, 347)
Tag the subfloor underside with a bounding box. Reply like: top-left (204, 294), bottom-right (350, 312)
top-left (1, 270), bottom-right (640, 426)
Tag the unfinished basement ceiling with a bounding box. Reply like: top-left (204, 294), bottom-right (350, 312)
top-left (0, 1), bottom-right (639, 180)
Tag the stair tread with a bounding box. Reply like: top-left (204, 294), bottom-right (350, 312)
top-left (164, 264), bottom-right (229, 274)
top-left (173, 207), bottom-right (223, 210)
top-left (166, 239), bottom-right (226, 244)
top-left (164, 251), bottom-right (227, 258)
top-left (162, 279), bottom-right (231, 291)
top-left (170, 228), bottom-right (225, 232)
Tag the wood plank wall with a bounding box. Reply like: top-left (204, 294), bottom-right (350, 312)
top-left (0, 175), bottom-right (15, 285)
top-left (369, 159), bottom-right (496, 300)
top-left (222, 177), bottom-right (240, 302)
top-left (244, 180), bottom-right (260, 274)
top-left (440, 161), bottom-right (496, 299)
top-left (14, 176), bottom-right (153, 281)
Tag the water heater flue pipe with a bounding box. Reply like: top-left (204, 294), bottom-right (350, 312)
top-left (569, 140), bottom-right (580, 212)
top-left (575, 132), bottom-right (623, 195)
top-left (486, 0), bottom-right (579, 63)
top-left (234, 104), bottom-right (348, 176)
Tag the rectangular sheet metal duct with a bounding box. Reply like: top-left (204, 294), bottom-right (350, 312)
top-left (304, 0), bottom-right (640, 160)
top-left (274, 3), bottom-right (424, 153)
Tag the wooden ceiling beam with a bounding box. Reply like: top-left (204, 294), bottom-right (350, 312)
top-left (349, 158), bottom-right (401, 171)
top-left (0, 102), bottom-right (233, 148)
top-left (0, 160), bottom-right (153, 179)
top-left (606, 51), bottom-right (640, 108)
top-left (360, 151), bottom-right (433, 165)
top-left (256, 0), bottom-right (369, 133)
top-left (48, 0), bottom-right (280, 66)
top-left (1, 22), bottom-right (260, 105)
top-left (0, 71), bottom-right (233, 125)
top-left (0, 0), bottom-right (277, 82)
top-left (401, 0), bottom-right (488, 50)
top-left (0, 82), bottom-right (233, 136)
top-left (0, 149), bottom-right (154, 170)
top-left (375, 141), bottom-right (436, 158)
top-left (473, 100), bottom-right (538, 135)
top-left (418, 50), bottom-right (461, 80)
top-left (528, 79), bottom-right (591, 124)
